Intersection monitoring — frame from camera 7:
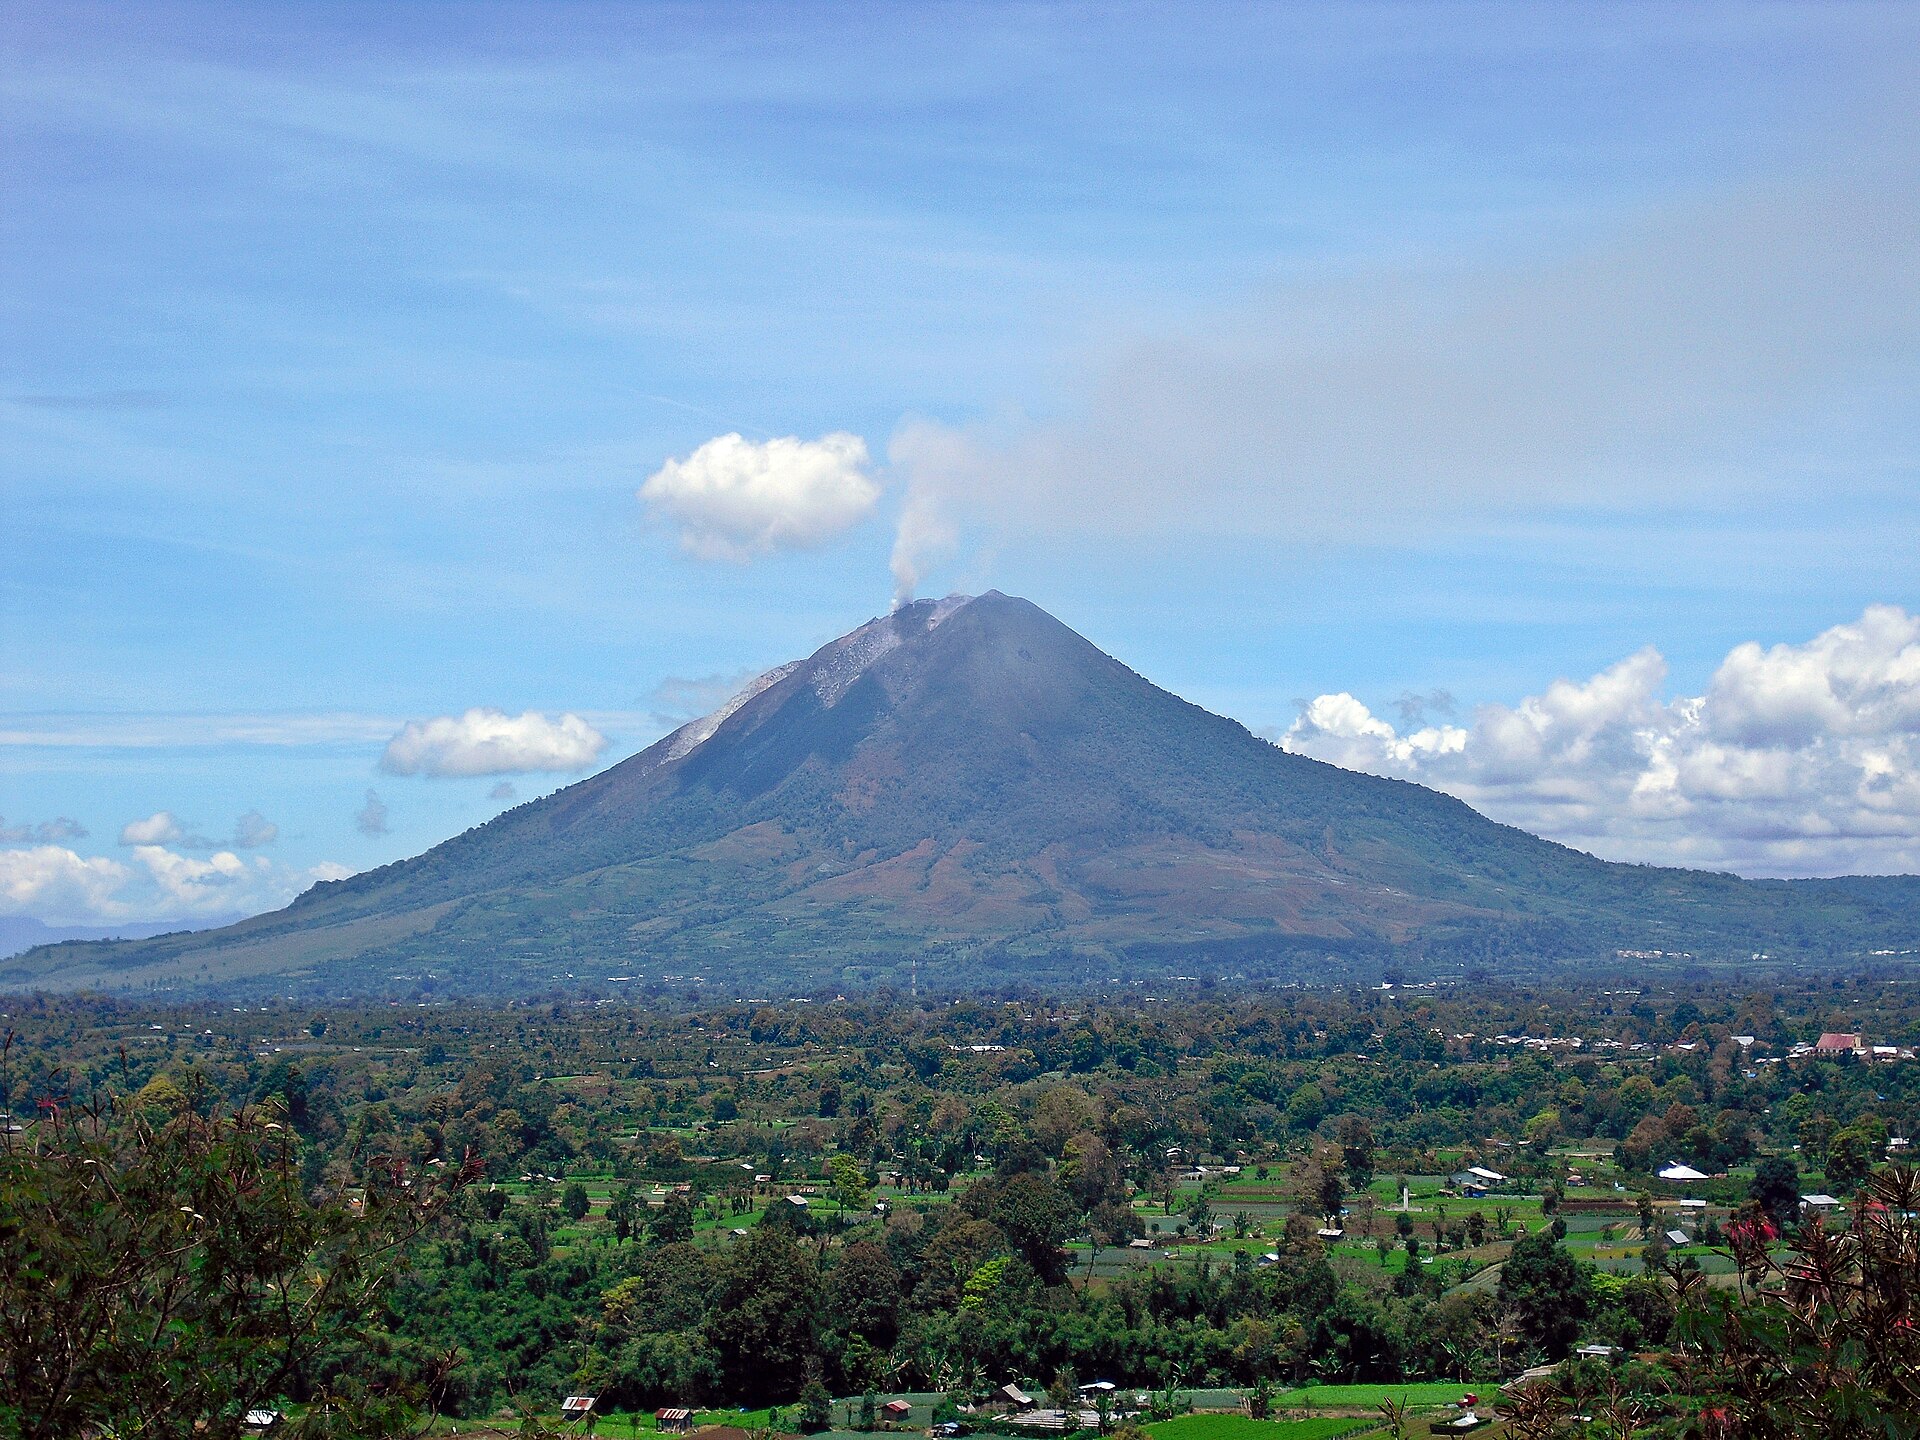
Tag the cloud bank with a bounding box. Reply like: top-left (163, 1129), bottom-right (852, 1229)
top-left (0, 846), bottom-right (132, 924)
top-left (380, 708), bottom-right (607, 777)
top-left (641, 432), bottom-right (881, 562)
top-left (0, 842), bottom-right (348, 926)
top-left (1283, 605), bottom-right (1920, 878)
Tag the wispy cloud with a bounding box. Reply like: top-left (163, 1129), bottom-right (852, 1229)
top-left (231, 810), bottom-right (279, 848)
top-left (889, 142), bottom-right (1920, 581)
top-left (0, 815), bottom-right (89, 844)
top-left (646, 671), bottom-right (762, 728)
top-left (354, 790), bottom-right (390, 837)
top-left (0, 712), bottom-right (402, 749)
top-left (116, 809), bottom-right (280, 851)
top-left (10, 389), bottom-right (172, 411)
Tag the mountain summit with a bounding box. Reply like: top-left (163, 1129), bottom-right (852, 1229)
top-left (13, 592), bottom-right (1919, 995)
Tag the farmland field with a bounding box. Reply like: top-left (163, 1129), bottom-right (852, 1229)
top-left (1145, 1417), bottom-right (1379, 1440)
top-left (1273, 1383), bottom-right (1480, 1409)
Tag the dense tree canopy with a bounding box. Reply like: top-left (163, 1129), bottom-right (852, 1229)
top-left (5, 973), bottom-right (1920, 1431)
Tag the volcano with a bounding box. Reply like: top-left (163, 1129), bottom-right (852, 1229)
top-left (12, 591), bottom-right (1919, 995)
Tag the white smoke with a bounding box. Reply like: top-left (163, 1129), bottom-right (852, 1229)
top-left (888, 486), bottom-right (958, 610)
top-left (886, 419), bottom-right (969, 608)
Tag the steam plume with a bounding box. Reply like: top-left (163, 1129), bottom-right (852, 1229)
top-left (887, 422), bottom-right (964, 610)
top-left (890, 486), bottom-right (955, 610)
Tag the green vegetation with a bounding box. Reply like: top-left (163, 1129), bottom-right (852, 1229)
top-left (0, 1079), bottom-right (471, 1438)
top-left (1271, 1384), bottom-right (1475, 1409)
top-left (1146, 1418), bottom-right (1368, 1440)
top-left (4, 974), bottom-right (1920, 1433)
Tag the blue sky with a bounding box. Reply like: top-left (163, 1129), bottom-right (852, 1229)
top-left (5, 2), bottom-right (1920, 925)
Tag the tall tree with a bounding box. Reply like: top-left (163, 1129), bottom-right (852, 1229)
top-left (1337, 1117), bottom-right (1376, 1189)
top-left (0, 1090), bottom-right (473, 1439)
top-left (703, 1227), bottom-right (820, 1402)
top-left (959, 1170), bottom-right (1078, 1284)
top-left (652, 1191), bottom-right (696, 1246)
top-left (1748, 1155), bottom-right (1801, 1232)
top-left (826, 1241), bottom-right (902, 1349)
top-left (1497, 1232), bottom-right (1591, 1361)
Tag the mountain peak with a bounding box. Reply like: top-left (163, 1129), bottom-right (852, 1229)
top-left (10, 591), bottom-right (1920, 996)
top-left (659, 593), bottom-right (981, 768)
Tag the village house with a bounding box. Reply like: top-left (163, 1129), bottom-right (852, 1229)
top-left (1449, 1165), bottom-right (1506, 1193)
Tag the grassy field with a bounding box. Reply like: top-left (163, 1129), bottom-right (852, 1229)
top-left (511, 1405), bottom-right (788, 1437)
top-left (1273, 1383), bottom-right (1479, 1410)
top-left (1145, 1417), bottom-right (1377, 1440)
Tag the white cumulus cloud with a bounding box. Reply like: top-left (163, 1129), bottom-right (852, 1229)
top-left (380, 708), bottom-right (608, 777)
top-left (0, 846), bottom-right (133, 924)
top-left (119, 811), bottom-right (185, 845)
top-left (116, 809), bottom-right (278, 850)
top-left (1281, 605), bottom-right (1920, 877)
top-left (0, 843), bottom-right (350, 926)
top-left (125, 847), bottom-right (350, 920)
top-left (128, 845), bottom-right (262, 916)
top-left (641, 432), bottom-right (881, 562)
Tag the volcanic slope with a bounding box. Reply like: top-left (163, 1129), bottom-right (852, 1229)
top-left (12, 592), bottom-right (1919, 995)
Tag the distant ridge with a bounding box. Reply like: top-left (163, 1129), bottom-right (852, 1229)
top-left (0, 914), bottom-right (245, 961)
top-left (9, 592), bottom-right (1919, 996)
